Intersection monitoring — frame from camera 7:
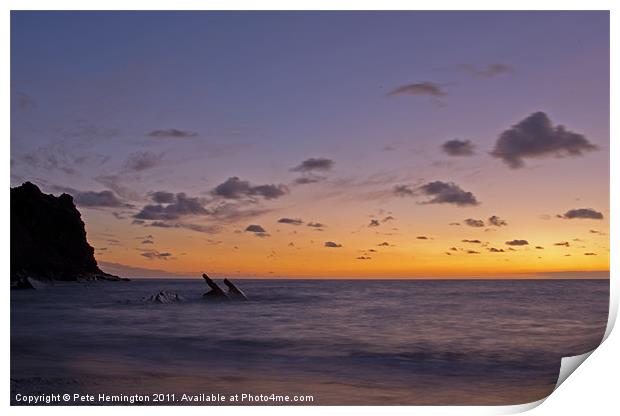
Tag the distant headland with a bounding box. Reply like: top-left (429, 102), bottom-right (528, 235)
top-left (11, 182), bottom-right (128, 287)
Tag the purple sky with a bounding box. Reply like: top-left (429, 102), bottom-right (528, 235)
top-left (10, 11), bottom-right (609, 277)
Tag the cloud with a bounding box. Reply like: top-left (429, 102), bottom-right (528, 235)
top-left (488, 247), bottom-right (505, 252)
top-left (419, 181), bottom-right (479, 206)
top-left (382, 216), bottom-right (395, 222)
top-left (393, 184), bottom-right (416, 197)
top-left (18, 146), bottom-right (80, 175)
top-left (140, 250), bottom-right (173, 260)
top-left (293, 175), bottom-right (325, 185)
top-left (141, 239), bottom-right (154, 244)
top-left (478, 64), bottom-right (513, 77)
top-left (144, 221), bottom-right (221, 234)
top-left (377, 242), bottom-right (391, 247)
top-left (150, 191), bottom-right (175, 204)
top-left (505, 239), bottom-right (529, 246)
top-left (245, 224), bottom-right (266, 233)
top-left (387, 82), bottom-right (446, 97)
top-left (416, 236), bottom-right (429, 240)
top-left (491, 112), bottom-right (597, 168)
top-left (291, 158), bottom-right (334, 173)
top-left (535, 246), bottom-right (544, 249)
top-left (561, 208), bottom-right (604, 220)
top-left (356, 256), bottom-right (371, 260)
top-left (175, 223), bottom-right (221, 234)
top-left (554, 241), bottom-right (570, 247)
top-left (460, 63), bottom-right (513, 78)
top-left (584, 252), bottom-right (597, 256)
top-left (212, 177), bottom-right (288, 200)
top-left (488, 215), bottom-right (508, 227)
top-left (95, 174), bottom-right (143, 201)
top-left (278, 218), bottom-right (304, 226)
top-left (462, 239), bottom-right (482, 244)
top-left (208, 202), bottom-right (270, 223)
top-left (324, 241), bottom-right (342, 248)
top-left (368, 219), bottom-right (380, 227)
top-left (146, 221), bottom-right (173, 228)
top-left (245, 224), bottom-right (269, 237)
top-left (307, 222), bottom-right (325, 228)
top-left (123, 151), bottom-right (163, 172)
top-left (441, 139), bottom-right (475, 156)
top-left (464, 218), bottom-right (485, 227)
top-left (71, 190), bottom-right (128, 208)
top-left (148, 128), bottom-right (197, 138)
top-left (134, 193), bottom-right (209, 220)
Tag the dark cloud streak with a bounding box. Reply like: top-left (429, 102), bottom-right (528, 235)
top-left (387, 82), bottom-right (446, 97)
top-left (441, 139), bottom-right (475, 156)
top-left (148, 128), bottom-right (197, 138)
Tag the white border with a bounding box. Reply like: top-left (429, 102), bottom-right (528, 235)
top-left (2, 2), bottom-right (617, 415)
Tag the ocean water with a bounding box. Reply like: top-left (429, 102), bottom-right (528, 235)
top-left (11, 278), bottom-right (609, 405)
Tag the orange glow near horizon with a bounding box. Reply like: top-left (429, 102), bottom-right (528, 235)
top-left (84, 190), bottom-right (610, 278)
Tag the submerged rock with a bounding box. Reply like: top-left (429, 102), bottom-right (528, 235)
top-left (144, 291), bottom-right (185, 304)
top-left (11, 277), bottom-right (37, 290)
top-left (202, 274), bottom-right (230, 301)
top-left (224, 278), bottom-right (248, 301)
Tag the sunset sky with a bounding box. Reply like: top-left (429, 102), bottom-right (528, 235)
top-left (10, 11), bottom-right (609, 278)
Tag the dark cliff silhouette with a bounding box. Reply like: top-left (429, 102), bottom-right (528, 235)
top-left (11, 182), bottom-right (127, 285)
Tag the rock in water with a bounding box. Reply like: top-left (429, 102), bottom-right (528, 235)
top-left (144, 291), bottom-right (185, 304)
top-left (224, 278), bottom-right (248, 301)
top-left (202, 274), bottom-right (230, 301)
top-left (10, 182), bottom-right (128, 284)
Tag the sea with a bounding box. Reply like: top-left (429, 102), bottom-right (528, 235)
top-left (11, 278), bottom-right (609, 405)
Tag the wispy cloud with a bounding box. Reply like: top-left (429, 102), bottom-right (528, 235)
top-left (123, 151), bottom-right (164, 172)
top-left (464, 218), bottom-right (485, 227)
top-left (73, 190), bottom-right (130, 208)
top-left (459, 63), bottom-right (514, 78)
top-left (291, 158), bottom-right (334, 173)
top-left (148, 128), bottom-right (197, 138)
top-left (368, 219), bottom-right (380, 227)
top-left (488, 215), bottom-right (508, 227)
top-left (387, 82), bottom-right (446, 97)
top-left (441, 139), bottom-right (475, 156)
top-left (140, 250), bottom-right (173, 260)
